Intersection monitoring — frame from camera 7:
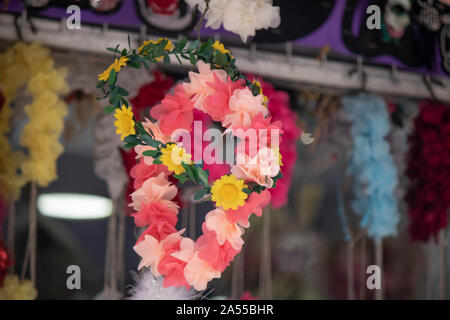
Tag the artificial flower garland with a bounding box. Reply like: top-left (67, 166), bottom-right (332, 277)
top-left (97, 37), bottom-right (284, 290)
top-left (186, 0), bottom-right (281, 42)
top-left (406, 101), bottom-right (450, 241)
top-left (343, 93), bottom-right (400, 242)
top-left (0, 42), bottom-right (69, 201)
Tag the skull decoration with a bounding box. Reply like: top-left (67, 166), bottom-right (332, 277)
top-left (384, 0), bottom-right (412, 39)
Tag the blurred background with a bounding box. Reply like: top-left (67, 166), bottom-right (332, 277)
top-left (0, 0), bottom-right (450, 300)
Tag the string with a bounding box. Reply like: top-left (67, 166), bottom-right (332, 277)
top-left (189, 202), bottom-right (196, 239)
top-left (20, 182), bottom-right (38, 284)
top-left (438, 229), bottom-right (446, 300)
top-left (359, 233), bottom-right (366, 299)
top-left (109, 199), bottom-right (118, 292)
top-left (231, 247), bottom-right (245, 299)
top-left (7, 200), bottom-right (15, 274)
top-left (117, 196), bottom-right (126, 291)
top-left (259, 208), bottom-right (272, 299)
top-left (374, 240), bottom-right (383, 300)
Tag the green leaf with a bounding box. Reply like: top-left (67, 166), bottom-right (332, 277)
top-left (173, 174), bottom-right (189, 184)
top-left (174, 54), bottom-right (183, 65)
top-left (104, 106), bottom-right (115, 114)
top-left (187, 40), bottom-right (199, 51)
top-left (189, 53), bottom-right (197, 65)
top-left (242, 188), bottom-right (251, 195)
top-left (193, 188), bottom-right (208, 201)
top-left (107, 46), bottom-right (120, 54)
top-left (117, 87), bottom-right (129, 96)
top-left (194, 167), bottom-right (209, 187)
top-left (175, 37), bottom-right (187, 51)
top-left (213, 51), bottom-right (228, 66)
top-left (96, 81), bottom-right (106, 88)
top-left (108, 68), bottom-right (117, 86)
top-left (142, 134), bottom-right (161, 148)
top-left (128, 60), bottom-right (141, 69)
top-left (123, 142), bottom-right (136, 149)
top-left (121, 48), bottom-right (127, 56)
top-left (124, 135), bottom-right (140, 144)
top-left (163, 54), bottom-right (170, 65)
top-left (120, 96), bottom-right (128, 107)
top-left (142, 150), bottom-right (160, 158)
top-left (153, 158), bottom-right (162, 164)
top-left (182, 163), bottom-right (196, 182)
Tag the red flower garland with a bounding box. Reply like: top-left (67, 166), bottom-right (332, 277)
top-left (406, 101), bottom-right (450, 241)
top-left (0, 238), bottom-right (13, 287)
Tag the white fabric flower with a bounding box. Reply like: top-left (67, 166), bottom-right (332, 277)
top-left (187, 0), bottom-right (281, 43)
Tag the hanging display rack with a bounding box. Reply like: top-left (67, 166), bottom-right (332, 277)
top-left (0, 12), bottom-right (450, 102)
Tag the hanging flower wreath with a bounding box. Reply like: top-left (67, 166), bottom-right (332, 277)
top-left (97, 37), bottom-right (284, 290)
top-left (0, 42), bottom-right (69, 201)
top-left (406, 101), bottom-right (450, 241)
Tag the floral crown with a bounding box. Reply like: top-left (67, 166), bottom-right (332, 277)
top-left (98, 37), bottom-right (283, 291)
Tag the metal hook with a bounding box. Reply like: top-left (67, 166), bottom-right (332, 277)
top-left (285, 42), bottom-right (293, 64)
top-left (102, 22), bottom-right (109, 35)
top-left (390, 64), bottom-right (399, 84)
top-left (139, 24), bottom-right (147, 44)
top-left (249, 43), bottom-right (257, 61)
top-left (348, 55), bottom-right (367, 91)
top-left (423, 74), bottom-right (438, 101)
top-left (14, 15), bottom-right (23, 41)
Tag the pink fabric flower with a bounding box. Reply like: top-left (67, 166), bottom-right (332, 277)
top-left (204, 74), bottom-right (245, 121)
top-left (226, 190), bottom-right (271, 228)
top-left (222, 87), bottom-right (268, 129)
top-left (130, 159), bottom-right (169, 190)
top-left (130, 172), bottom-right (178, 211)
top-left (196, 223), bottom-right (239, 272)
top-left (205, 208), bottom-right (244, 250)
top-left (232, 147), bottom-right (280, 187)
top-left (132, 201), bottom-right (178, 228)
top-left (137, 221), bottom-right (177, 243)
top-left (134, 234), bottom-right (162, 272)
top-left (158, 236), bottom-right (194, 289)
top-left (134, 230), bottom-right (183, 276)
top-left (183, 61), bottom-right (227, 112)
top-left (183, 252), bottom-right (221, 291)
top-left (232, 113), bottom-right (283, 157)
top-left (150, 84), bottom-right (194, 136)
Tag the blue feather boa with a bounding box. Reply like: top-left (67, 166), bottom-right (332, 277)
top-left (343, 93), bottom-right (399, 242)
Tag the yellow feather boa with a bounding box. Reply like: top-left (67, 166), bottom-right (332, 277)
top-left (0, 275), bottom-right (37, 300)
top-left (0, 42), bottom-right (68, 200)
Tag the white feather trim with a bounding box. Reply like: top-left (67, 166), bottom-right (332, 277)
top-left (128, 270), bottom-right (199, 300)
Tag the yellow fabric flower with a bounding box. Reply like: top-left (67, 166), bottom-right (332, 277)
top-left (138, 38), bottom-right (174, 61)
top-left (98, 56), bottom-right (129, 81)
top-left (212, 41), bottom-right (234, 59)
top-left (252, 79), bottom-right (269, 106)
top-left (160, 143), bottom-right (192, 174)
top-left (272, 148), bottom-right (283, 167)
top-left (0, 275), bottom-right (38, 300)
top-left (114, 105), bottom-right (136, 140)
top-left (211, 174), bottom-right (248, 210)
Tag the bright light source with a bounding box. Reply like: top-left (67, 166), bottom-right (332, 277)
top-left (37, 193), bottom-right (112, 220)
